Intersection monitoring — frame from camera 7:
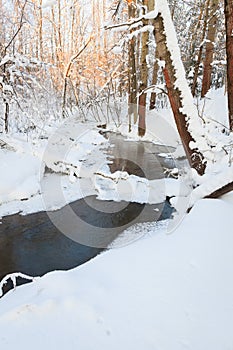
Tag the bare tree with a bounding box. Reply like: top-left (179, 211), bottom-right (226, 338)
top-left (0, 0), bottom-right (28, 133)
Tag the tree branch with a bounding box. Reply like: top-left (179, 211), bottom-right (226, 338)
top-left (3, 0), bottom-right (28, 55)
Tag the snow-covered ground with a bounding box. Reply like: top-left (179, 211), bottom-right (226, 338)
top-left (0, 87), bottom-right (230, 219)
top-left (0, 193), bottom-right (233, 349)
top-left (0, 107), bottom-right (184, 218)
top-left (1, 88), bottom-right (233, 349)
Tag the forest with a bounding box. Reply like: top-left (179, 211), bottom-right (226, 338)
top-left (0, 0), bottom-right (233, 194)
top-left (0, 1), bottom-right (233, 349)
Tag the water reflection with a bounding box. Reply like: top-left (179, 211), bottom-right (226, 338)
top-left (106, 134), bottom-right (175, 180)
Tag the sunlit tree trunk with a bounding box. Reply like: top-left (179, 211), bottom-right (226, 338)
top-left (57, 0), bottom-right (62, 53)
top-left (39, 0), bottom-right (43, 61)
top-left (51, 7), bottom-right (59, 64)
top-left (103, 0), bottom-right (108, 54)
top-left (14, 1), bottom-right (23, 54)
top-left (201, 0), bottom-right (219, 97)
top-left (224, 0), bottom-right (233, 130)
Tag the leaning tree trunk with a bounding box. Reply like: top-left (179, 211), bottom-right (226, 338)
top-left (147, 0), bottom-right (233, 199)
top-left (153, 13), bottom-right (206, 175)
top-left (201, 0), bottom-right (219, 97)
top-left (224, 0), bottom-right (233, 130)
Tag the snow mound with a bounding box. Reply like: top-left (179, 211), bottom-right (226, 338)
top-left (1, 196), bottom-right (233, 349)
top-left (0, 150), bottom-right (41, 205)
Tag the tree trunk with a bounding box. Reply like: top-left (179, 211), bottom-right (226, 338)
top-left (225, 0), bottom-right (233, 130)
top-left (190, 3), bottom-right (205, 58)
top-left (62, 36), bottom-right (92, 117)
top-left (138, 0), bottom-right (149, 137)
top-left (154, 13), bottom-right (206, 175)
top-left (171, 0), bottom-right (178, 20)
top-left (191, 0), bottom-right (210, 96)
top-left (201, 0), bottom-right (219, 97)
top-left (128, 0), bottom-right (138, 131)
top-left (39, 0), bottom-right (43, 61)
top-left (150, 46), bottom-right (159, 110)
top-left (4, 100), bottom-right (9, 133)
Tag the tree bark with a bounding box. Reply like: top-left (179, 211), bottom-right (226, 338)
top-left (62, 36), bottom-right (92, 117)
top-left (128, 0), bottom-right (138, 131)
top-left (201, 0), bottom-right (219, 97)
top-left (149, 46), bottom-right (159, 110)
top-left (39, 0), bottom-right (43, 61)
top-left (4, 100), bottom-right (9, 133)
top-left (138, 0), bottom-right (150, 136)
top-left (207, 181), bottom-right (233, 198)
top-left (191, 0), bottom-right (210, 96)
top-left (154, 13), bottom-right (206, 175)
top-left (224, 0), bottom-right (233, 130)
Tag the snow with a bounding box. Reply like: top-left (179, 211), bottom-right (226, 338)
top-left (144, 9), bottom-right (159, 20)
top-left (95, 171), bottom-right (190, 204)
top-left (0, 121), bottom-right (110, 217)
top-left (0, 0), bottom-right (233, 346)
top-left (196, 87), bottom-right (229, 130)
top-left (0, 46), bottom-right (232, 349)
top-left (42, 0), bottom-right (56, 8)
top-left (0, 150), bottom-right (41, 204)
top-left (0, 107), bottom-right (184, 219)
top-left (154, 0), bottom-right (233, 178)
top-left (0, 86), bottom-right (231, 217)
top-left (108, 107), bottom-right (182, 148)
top-left (112, 46), bottom-right (122, 54)
top-left (1, 195), bottom-right (233, 349)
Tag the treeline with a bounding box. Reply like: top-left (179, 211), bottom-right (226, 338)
top-left (0, 0), bottom-right (231, 134)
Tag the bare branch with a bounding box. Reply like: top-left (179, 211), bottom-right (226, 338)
top-left (3, 0), bottom-right (28, 55)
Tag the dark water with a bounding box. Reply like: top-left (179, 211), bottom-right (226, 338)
top-left (0, 133), bottom-right (175, 295)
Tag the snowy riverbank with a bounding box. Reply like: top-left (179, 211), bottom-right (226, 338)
top-left (0, 193), bottom-right (233, 349)
top-left (0, 107), bottom-right (184, 218)
top-left (1, 88), bottom-right (232, 349)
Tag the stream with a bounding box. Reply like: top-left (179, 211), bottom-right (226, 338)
top-left (0, 133), bottom-right (176, 295)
